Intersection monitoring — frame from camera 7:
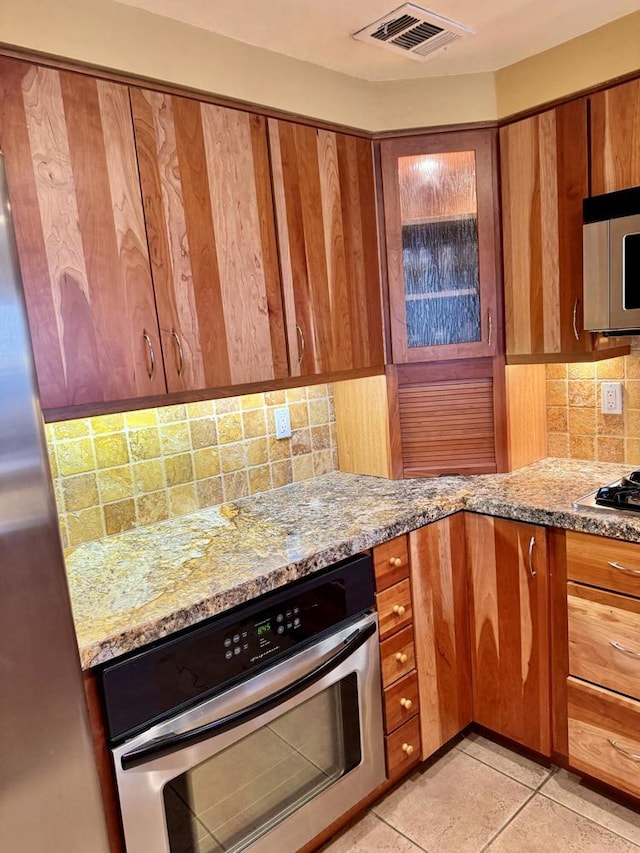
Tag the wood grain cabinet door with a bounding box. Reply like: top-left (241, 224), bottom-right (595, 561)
top-left (466, 514), bottom-right (551, 756)
top-left (0, 58), bottom-right (166, 409)
top-left (130, 89), bottom-right (288, 392)
top-left (267, 119), bottom-right (384, 377)
top-left (591, 79), bottom-right (640, 195)
top-left (410, 514), bottom-right (473, 758)
top-left (500, 99), bottom-right (591, 357)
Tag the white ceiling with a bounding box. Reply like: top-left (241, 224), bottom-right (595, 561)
top-left (114, 0), bottom-right (639, 82)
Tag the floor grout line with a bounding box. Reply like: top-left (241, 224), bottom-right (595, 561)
top-left (536, 788), bottom-right (640, 849)
top-left (369, 810), bottom-right (430, 852)
top-left (477, 788), bottom-right (538, 853)
top-left (459, 746), bottom-right (555, 793)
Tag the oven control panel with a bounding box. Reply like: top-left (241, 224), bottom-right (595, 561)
top-left (223, 606), bottom-right (302, 662)
top-left (101, 552), bottom-right (375, 743)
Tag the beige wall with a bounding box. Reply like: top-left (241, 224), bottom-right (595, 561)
top-left (496, 10), bottom-right (640, 119)
top-left (3, 0), bottom-right (637, 131)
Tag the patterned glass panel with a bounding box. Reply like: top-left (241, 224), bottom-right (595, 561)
top-left (398, 152), bottom-right (480, 348)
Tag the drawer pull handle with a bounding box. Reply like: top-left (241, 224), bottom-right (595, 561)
top-left (609, 640), bottom-right (640, 659)
top-left (608, 560), bottom-right (640, 576)
top-left (527, 536), bottom-right (537, 579)
top-left (402, 743), bottom-right (414, 756)
top-left (389, 557), bottom-right (402, 568)
top-left (608, 739), bottom-right (640, 762)
top-left (395, 652), bottom-right (408, 664)
top-left (400, 697), bottom-right (412, 710)
top-left (393, 604), bottom-right (406, 616)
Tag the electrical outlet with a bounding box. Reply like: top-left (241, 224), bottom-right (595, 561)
top-left (601, 381), bottom-right (623, 415)
top-left (274, 406), bottom-right (292, 439)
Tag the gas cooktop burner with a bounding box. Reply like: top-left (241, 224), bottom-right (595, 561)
top-left (573, 470), bottom-right (640, 515)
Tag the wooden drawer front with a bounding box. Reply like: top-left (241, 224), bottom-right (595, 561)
top-left (566, 531), bottom-right (640, 598)
top-left (374, 536), bottom-right (409, 592)
top-left (568, 677), bottom-right (640, 799)
top-left (385, 716), bottom-right (421, 778)
top-left (383, 672), bottom-right (419, 734)
top-left (568, 582), bottom-right (640, 701)
top-left (380, 626), bottom-right (415, 687)
top-left (377, 579), bottom-right (412, 640)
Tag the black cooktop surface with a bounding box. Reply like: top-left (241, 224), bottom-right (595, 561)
top-left (595, 470), bottom-right (640, 511)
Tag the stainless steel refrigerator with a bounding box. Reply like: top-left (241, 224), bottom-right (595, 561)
top-left (0, 152), bottom-right (110, 851)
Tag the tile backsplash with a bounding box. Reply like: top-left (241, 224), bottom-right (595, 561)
top-left (546, 341), bottom-right (640, 465)
top-left (46, 385), bottom-right (337, 548)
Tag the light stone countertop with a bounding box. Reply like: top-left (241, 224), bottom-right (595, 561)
top-left (65, 457), bottom-right (639, 669)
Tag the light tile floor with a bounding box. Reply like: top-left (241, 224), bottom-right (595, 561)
top-left (322, 732), bottom-right (640, 852)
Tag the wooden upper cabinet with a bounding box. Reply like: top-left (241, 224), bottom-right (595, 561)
top-left (130, 89), bottom-right (288, 392)
top-left (501, 99), bottom-right (592, 358)
top-left (267, 120), bottom-right (384, 377)
top-left (380, 129), bottom-right (500, 363)
top-left (0, 58), bottom-right (166, 409)
top-left (591, 79), bottom-right (640, 195)
top-left (466, 514), bottom-right (551, 756)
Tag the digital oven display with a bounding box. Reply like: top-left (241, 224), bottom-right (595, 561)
top-left (256, 620), bottom-right (272, 638)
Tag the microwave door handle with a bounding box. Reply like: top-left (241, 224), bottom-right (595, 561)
top-left (120, 620), bottom-right (376, 771)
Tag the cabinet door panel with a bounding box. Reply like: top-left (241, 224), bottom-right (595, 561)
top-left (380, 130), bottom-right (499, 363)
top-left (410, 514), bottom-right (472, 758)
top-left (501, 100), bottom-right (590, 356)
top-left (591, 79), bottom-right (640, 195)
top-left (0, 58), bottom-right (165, 408)
top-left (268, 120), bottom-right (384, 376)
top-left (466, 514), bottom-right (551, 756)
top-left (131, 89), bottom-right (287, 391)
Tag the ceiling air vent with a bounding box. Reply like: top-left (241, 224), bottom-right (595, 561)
top-left (353, 4), bottom-right (475, 61)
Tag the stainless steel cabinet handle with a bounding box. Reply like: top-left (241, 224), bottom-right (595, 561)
top-left (143, 330), bottom-right (155, 381)
top-left (296, 323), bottom-right (305, 366)
top-left (572, 298), bottom-right (580, 341)
top-left (608, 739), bottom-right (640, 762)
top-left (527, 536), bottom-right (537, 579)
top-left (609, 640), bottom-right (640, 659)
top-left (171, 328), bottom-right (184, 378)
top-left (487, 309), bottom-right (493, 347)
top-left (608, 560), bottom-right (640, 576)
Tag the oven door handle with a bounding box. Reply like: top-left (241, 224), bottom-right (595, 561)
top-left (120, 619), bottom-right (376, 770)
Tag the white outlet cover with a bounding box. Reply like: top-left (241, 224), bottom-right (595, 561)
top-left (601, 381), bottom-right (623, 415)
top-left (274, 406), bottom-right (292, 439)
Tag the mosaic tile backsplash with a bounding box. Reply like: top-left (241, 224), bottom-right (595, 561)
top-left (546, 341), bottom-right (640, 466)
top-left (46, 385), bottom-right (337, 548)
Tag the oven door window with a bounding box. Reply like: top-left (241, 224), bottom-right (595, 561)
top-left (163, 674), bottom-right (361, 853)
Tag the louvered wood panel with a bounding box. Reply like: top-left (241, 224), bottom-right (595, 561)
top-left (398, 377), bottom-right (496, 476)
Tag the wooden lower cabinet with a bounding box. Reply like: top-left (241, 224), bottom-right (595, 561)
top-left (383, 672), bottom-right (420, 733)
top-left (568, 678), bottom-right (640, 800)
top-left (374, 535), bottom-right (421, 779)
top-left (568, 582), bottom-right (640, 702)
top-left (385, 716), bottom-right (421, 779)
top-left (410, 514), bottom-right (472, 757)
top-left (466, 514), bottom-right (551, 756)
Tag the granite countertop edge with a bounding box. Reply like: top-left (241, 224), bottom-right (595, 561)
top-left (68, 458), bottom-right (640, 670)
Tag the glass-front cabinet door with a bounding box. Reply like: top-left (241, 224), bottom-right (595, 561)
top-left (380, 130), bottom-right (500, 362)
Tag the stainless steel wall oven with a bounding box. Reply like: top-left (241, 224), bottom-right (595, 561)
top-left (100, 553), bottom-right (385, 853)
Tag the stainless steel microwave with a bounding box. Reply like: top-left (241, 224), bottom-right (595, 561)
top-left (583, 187), bottom-right (640, 333)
